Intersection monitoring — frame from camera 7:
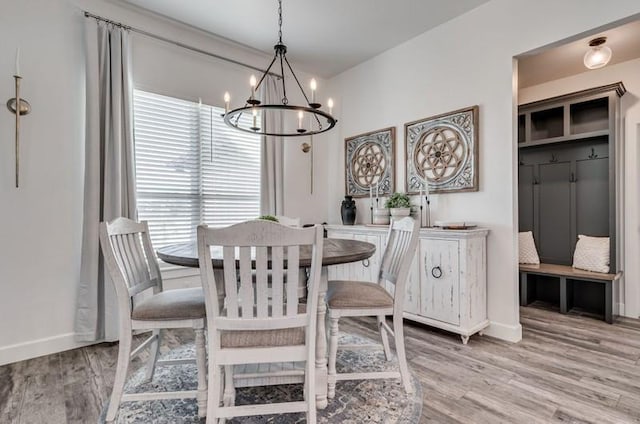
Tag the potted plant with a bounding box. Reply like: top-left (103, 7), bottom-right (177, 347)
top-left (385, 192), bottom-right (412, 219)
top-left (258, 215), bottom-right (279, 222)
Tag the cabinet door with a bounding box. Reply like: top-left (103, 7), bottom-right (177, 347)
top-left (403, 251), bottom-right (421, 315)
top-left (420, 238), bottom-right (460, 325)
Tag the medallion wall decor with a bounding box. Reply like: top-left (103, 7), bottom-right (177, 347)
top-left (405, 106), bottom-right (479, 194)
top-left (345, 127), bottom-right (395, 197)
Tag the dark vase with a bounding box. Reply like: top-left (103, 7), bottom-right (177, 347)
top-left (341, 195), bottom-right (357, 225)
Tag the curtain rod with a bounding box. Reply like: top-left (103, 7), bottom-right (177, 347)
top-left (83, 11), bottom-right (282, 79)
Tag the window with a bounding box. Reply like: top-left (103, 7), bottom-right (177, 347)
top-left (133, 90), bottom-right (261, 250)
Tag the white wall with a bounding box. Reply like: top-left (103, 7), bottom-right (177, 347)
top-left (325, 0), bottom-right (640, 342)
top-left (0, 0), bottom-right (330, 365)
top-left (519, 58), bottom-right (640, 318)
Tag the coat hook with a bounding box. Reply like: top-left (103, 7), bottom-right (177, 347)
top-left (588, 148), bottom-right (598, 159)
top-left (550, 154), bottom-right (558, 163)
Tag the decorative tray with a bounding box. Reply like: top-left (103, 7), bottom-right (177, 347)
top-left (433, 221), bottom-right (477, 230)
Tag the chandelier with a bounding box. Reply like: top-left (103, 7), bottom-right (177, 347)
top-left (223, 0), bottom-right (337, 137)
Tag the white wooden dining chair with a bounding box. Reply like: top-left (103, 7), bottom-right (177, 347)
top-left (197, 220), bottom-right (323, 423)
top-left (326, 216), bottom-right (420, 396)
top-left (99, 217), bottom-right (208, 423)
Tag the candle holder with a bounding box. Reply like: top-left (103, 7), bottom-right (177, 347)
top-left (6, 75), bottom-right (31, 188)
top-left (424, 196), bottom-right (432, 228)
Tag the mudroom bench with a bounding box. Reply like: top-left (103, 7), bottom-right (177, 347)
top-left (519, 263), bottom-right (622, 324)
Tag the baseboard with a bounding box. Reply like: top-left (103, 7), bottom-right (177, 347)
top-left (0, 333), bottom-right (93, 366)
top-left (484, 320), bottom-right (522, 343)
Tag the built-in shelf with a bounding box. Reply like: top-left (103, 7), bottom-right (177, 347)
top-left (517, 82), bottom-right (625, 148)
top-left (531, 107), bottom-right (563, 141)
top-left (518, 114), bottom-right (525, 143)
top-left (570, 97), bottom-right (609, 135)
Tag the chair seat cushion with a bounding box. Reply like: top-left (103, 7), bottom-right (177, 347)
top-left (327, 281), bottom-right (393, 309)
top-left (132, 288), bottom-right (206, 321)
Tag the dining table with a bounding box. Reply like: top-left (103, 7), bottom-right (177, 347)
top-left (156, 237), bottom-right (376, 409)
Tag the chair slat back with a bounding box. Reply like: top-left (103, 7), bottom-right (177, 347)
top-left (197, 220), bottom-right (323, 333)
top-left (100, 218), bottom-right (162, 304)
top-left (378, 217), bottom-right (420, 304)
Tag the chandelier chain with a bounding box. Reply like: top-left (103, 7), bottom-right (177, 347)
top-left (278, 0), bottom-right (283, 43)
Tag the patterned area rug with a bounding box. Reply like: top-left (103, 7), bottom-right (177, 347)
top-left (100, 332), bottom-right (422, 423)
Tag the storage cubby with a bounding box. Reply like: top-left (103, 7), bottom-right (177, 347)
top-left (530, 107), bottom-right (563, 140)
top-left (524, 275), bottom-right (561, 306)
top-left (570, 97), bottom-right (609, 135)
top-left (518, 114), bottom-right (525, 143)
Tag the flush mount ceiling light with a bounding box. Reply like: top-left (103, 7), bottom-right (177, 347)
top-left (223, 0), bottom-right (337, 137)
top-left (583, 37), bottom-right (612, 70)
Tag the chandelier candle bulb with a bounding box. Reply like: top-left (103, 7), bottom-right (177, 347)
top-left (310, 78), bottom-right (317, 103)
top-left (298, 111), bottom-right (303, 129)
top-left (252, 107), bottom-right (257, 129)
top-left (223, 92), bottom-right (230, 114)
top-left (328, 98), bottom-right (334, 114)
top-left (249, 75), bottom-right (257, 99)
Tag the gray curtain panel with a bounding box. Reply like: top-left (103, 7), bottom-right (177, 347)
top-left (75, 21), bottom-right (137, 342)
top-left (260, 75), bottom-right (285, 216)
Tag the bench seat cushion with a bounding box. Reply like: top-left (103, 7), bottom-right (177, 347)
top-left (519, 263), bottom-right (616, 281)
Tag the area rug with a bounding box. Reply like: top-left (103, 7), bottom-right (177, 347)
top-left (100, 332), bottom-right (422, 423)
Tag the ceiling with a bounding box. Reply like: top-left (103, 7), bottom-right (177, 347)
top-left (118, 0), bottom-right (489, 78)
top-left (518, 18), bottom-right (640, 88)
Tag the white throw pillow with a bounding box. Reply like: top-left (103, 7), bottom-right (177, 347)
top-left (519, 231), bottom-right (540, 265)
top-left (573, 235), bottom-right (610, 273)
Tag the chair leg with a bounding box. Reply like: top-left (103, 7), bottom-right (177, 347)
top-left (205, 358), bottom-right (221, 424)
top-left (195, 328), bottom-right (208, 418)
top-left (306, 349), bottom-right (317, 424)
top-left (143, 329), bottom-right (161, 383)
top-left (327, 314), bottom-right (340, 399)
top-left (223, 365), bottom-right (235, 406)
top-left (377, 315), bottom-right (391, 361)
top-left (393, 318), bottom-right (413, 394)
top-left (106, 330), bottom-right (133, 423)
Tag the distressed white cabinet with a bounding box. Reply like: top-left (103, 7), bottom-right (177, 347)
top-left (326, 229), bottom-right (383, 282)
top-left (325, 225), bottom-right (489, 344)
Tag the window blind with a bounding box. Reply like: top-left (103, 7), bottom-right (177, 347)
top-left (133, 90), bottom-right (261, 250)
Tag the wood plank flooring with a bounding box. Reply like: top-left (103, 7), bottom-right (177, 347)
top-left (2, 307), bottom-right (640, 423)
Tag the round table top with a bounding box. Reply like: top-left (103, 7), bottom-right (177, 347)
top-left (157, 238), bottom-right (376, 268)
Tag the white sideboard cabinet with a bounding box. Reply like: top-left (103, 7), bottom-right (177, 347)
top-left (325, 225), bottom-right (489, 344)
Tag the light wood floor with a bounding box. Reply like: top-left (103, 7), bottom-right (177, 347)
top-left (2, 306), bottom-right (640, 423)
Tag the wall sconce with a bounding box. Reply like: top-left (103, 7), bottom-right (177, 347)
top-left (7, 49), bottom-right (31, 188)
top-left (583, 37), bottom-right (612, 70)
top-left (301, 139), bottom-right (313, 194)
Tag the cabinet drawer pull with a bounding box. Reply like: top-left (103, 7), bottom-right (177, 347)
top-left (431, 266), bottom-right (443, 279)
top-left (362, 259), bottom-right (370, 268)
